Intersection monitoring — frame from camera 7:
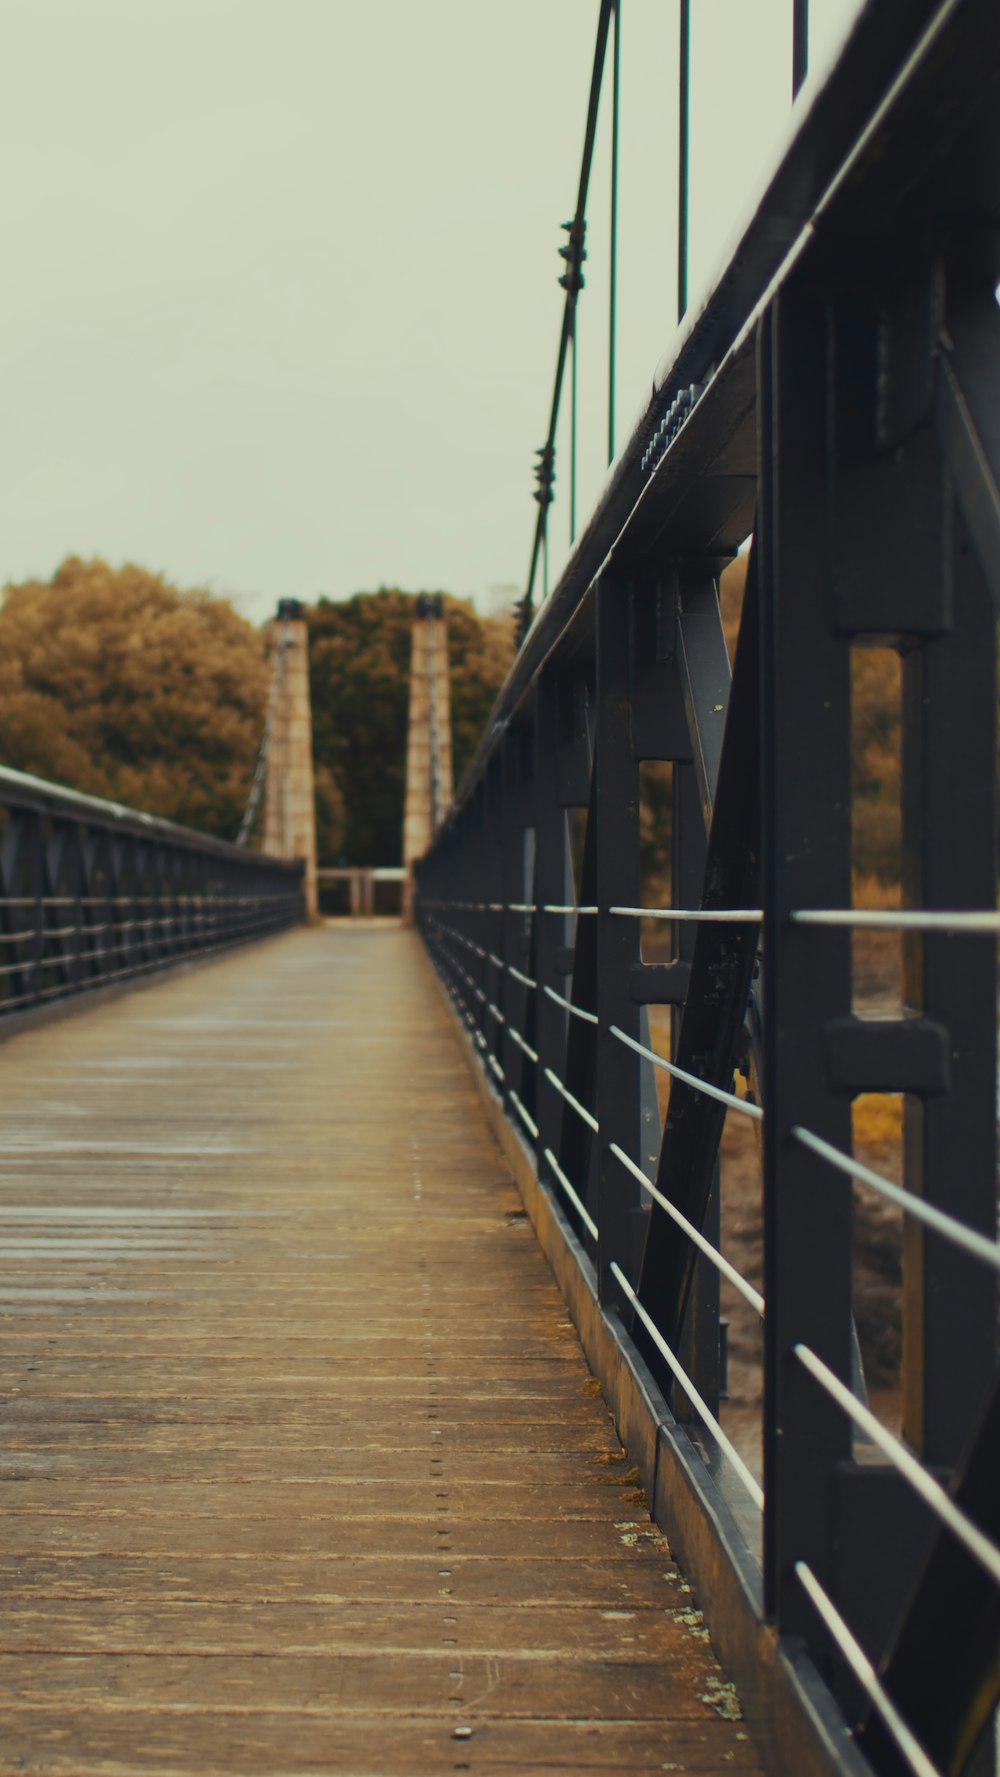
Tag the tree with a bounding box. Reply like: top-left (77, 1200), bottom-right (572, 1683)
top-left (306, 589), bottom-right (513, 865)
top-left (0, 557), bottom-right (268, 839)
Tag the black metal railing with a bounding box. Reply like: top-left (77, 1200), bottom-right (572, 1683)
top-left (0, 765), bottom-right (304, 1017)
top-left (416, 2), bottom-right (1000, 1774)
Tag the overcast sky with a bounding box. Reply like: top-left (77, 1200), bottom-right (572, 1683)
top-left (1, 0), bottom-right (858, 627)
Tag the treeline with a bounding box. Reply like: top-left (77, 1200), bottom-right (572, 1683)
top-left (0, 557), bottom-right (270, 838)
top-left (306, 591), bottom-right (512, 864)
top-left (0, 555), bottom-right (907, 883)
top-left (0, 559), bottom-right (514, 861)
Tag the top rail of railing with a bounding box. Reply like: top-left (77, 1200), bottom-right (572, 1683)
top-left (0, 762), bottom-right (305, 1021)
top-left (0, 761), bottom-right (303, 868)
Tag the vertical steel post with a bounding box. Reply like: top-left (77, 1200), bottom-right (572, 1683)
top-left (498, 729), bottom-right (531, 1127)
top-left (671, 759), bottom-right (721, 1422)
top-left (595, 574), bottom-right (646, 1300)
top-left (900, 539), bottom-right (998, 1465)
top-left (533, 674), bottom-right (575, 1206)
top-left (759, 283), bottom-right (854, 1630)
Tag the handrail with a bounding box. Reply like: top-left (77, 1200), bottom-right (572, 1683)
top-left (415, 4), bottom-right (1000, 1774)
top-left (0, 762), bottom-right (302, 868)
top-left (0, 763), bottom-right (304, 1019)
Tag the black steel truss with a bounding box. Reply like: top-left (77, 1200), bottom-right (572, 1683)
top-left (417, 3), bottom-right (1000, 1772)
top-left (0, 765), bottom-right (304, 1018)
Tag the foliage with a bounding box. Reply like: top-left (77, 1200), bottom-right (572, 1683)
top-left (0, 564), bottom-right (512, 864)
top-left (0, 557), bottom-right (269, 839)
top-left (0, 552), bottom-right (907, 890)
top-left (306, 590), bottom-right (513, 865)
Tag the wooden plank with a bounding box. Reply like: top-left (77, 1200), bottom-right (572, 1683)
top-left (0, 1599), bottom-right (713, 1655)
top-left (0, 1710), bottom-right (762, 1775)
top-left (0, 928), bottom-right (761, 1775)
top-left (0, 1481), bottom-right (625, 1519)
top-left (0, 1650), bottom-right (736, 1716)
top-left (0, 1555), bottom-right (684, 1609)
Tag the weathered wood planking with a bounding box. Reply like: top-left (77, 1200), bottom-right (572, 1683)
top-left (0, 928), bottom-right (762, 1776)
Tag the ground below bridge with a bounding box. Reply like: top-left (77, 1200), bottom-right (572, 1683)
top-left (0, 927), bottom-right (761, 1777)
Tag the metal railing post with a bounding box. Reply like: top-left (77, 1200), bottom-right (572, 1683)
top-left (595, 574), bottom-right (646, 1302)
top-left (759, 281), bottom-right (854, 1631)
top-left (533, 674), bottom-right (576, 1217)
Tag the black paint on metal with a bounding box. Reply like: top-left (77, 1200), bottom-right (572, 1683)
top-left (0, 767), bottom-right (304, 1018)
top-left (678, 0), bottom-right (690, 323)
top-left (522, 1), bottom-right (613, 621)
top-left (792, 0), bottom-right (809, 96)
top-left (414, 7), bottom-right (1000, 1772)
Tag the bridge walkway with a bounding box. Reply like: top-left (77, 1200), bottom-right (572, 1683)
top-left (0, 927), bottom-right (761, 1776)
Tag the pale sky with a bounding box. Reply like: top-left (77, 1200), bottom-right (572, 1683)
top-left (1, 0), bottom-right (858, 626)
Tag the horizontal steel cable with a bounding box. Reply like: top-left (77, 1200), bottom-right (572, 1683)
top-left (544, 1146), bottom-right (598, 1239)
top-left (609, 1024), bottom-right (762, 1120)
top-left (508, 1025), bottom-right (540, 1064)
top-left (610, 906), bottom-right (763, 922)
top-left (611, 1262), bottom-right (764, 1511)
top-left (794, 1562), bottom-right (940, 1777)
top-left (795, 1343), bottom-right (1000, 1589)
top-left (792, 908), bottom-right (1000, 932)
top-left (793, 1126), bottom-right (1000, 1274)
top-left (544, 1066), bottom-right (598, 1132)
top-left (543, 983), bottom-right (599, 1025)
top-left (508, 1090), bottom-right (539, 1139)
top-left (610, 1142), bottom-right (764, 1314)
top-left (508, 964), bottom-right (538, 989)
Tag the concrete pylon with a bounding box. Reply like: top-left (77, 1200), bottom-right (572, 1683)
top-left (403, 594), bottom-right (453, 925)
top-left (262, 599), bottom-right (318, 921)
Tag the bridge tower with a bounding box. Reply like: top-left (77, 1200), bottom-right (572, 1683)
top-left (262, 598), bottom-right (318, 921)
top-left (403, 594), bottom-right (453, 925)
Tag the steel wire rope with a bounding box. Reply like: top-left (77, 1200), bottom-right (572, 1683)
top-left (610, 1141), bottom-right (764, 1315)
top-left (794, 1343), bottom-right (1000, 1589)
top-left (609, 1023), bottom-right (762, 1120)
top-left (610, 906), bottom-right (763, 923)
top-left (522, 0), bottom-right (615, 622)
top-left (508, 1024), bottom-right (540, 1064)
top-left (543, 983), bottom-right (599, 1025)
top-left (794, 1563), bottom-right (940, 1777)
top-left (544, 1066), bottom-right (599, 1132)
top-left (544, 1146), bottom-right (598, 1239)
top-left (611, 1261), bottom-right (764, 1511)
top-left (792, 1126), bottom-right (1000, 1275)
top-left (792, 908), bottom-right (1000, 932)
top-left (509, 1090), bottom-right (539, 1139)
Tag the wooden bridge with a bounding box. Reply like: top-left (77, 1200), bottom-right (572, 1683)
top-left (1, 2), bottom-right (1000, 1775)
top-left (0, 926), bottom-right (758, 1775)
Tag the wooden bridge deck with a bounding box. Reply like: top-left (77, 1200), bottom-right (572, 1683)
top-left (0, 927), bottom-right (761, 1777)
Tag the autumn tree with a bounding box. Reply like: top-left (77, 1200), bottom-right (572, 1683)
top-left (307, 590), bottom-right (513, 865)
top-left (0, 557), bottom-right (269, 839)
